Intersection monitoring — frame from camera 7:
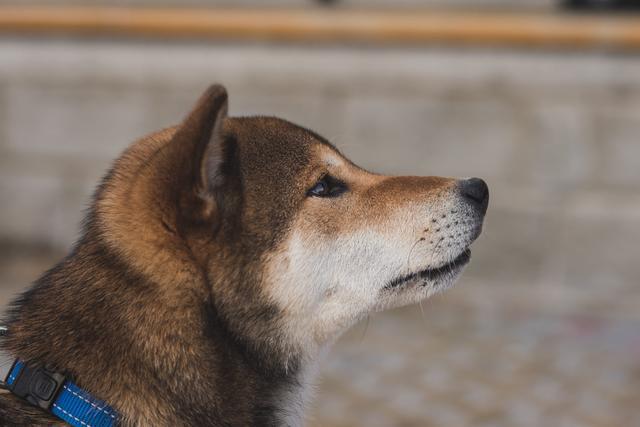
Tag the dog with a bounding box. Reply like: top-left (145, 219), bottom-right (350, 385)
top-left (0, 85), bottom-right (488, 426)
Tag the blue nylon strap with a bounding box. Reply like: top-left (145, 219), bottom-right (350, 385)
top-left (4, 360), bottom-right (24, 387)
top-left (51, 381), bottom-right (118, 427)
top-left (6, 360), bottom-right (119, 427)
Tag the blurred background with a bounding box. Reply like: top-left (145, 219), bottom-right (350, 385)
top-left (1, 1), bottom-right (640, 426)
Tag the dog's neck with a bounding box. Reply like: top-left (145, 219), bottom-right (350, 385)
top-left (1, 236), bottom-right (318, 426)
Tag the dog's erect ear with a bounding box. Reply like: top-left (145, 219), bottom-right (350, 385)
top-left (187, 85), bottom-right (228, 193)
top-left (169, 84), bottom-right (230, 218)
top-left (174, 84), bottom-right (229, 187)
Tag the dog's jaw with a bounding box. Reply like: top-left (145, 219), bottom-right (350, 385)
top-left (373, 250), bottom-right (469, 312)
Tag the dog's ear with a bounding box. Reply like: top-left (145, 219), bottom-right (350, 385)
top-left (185, 84), bottom-right (228, 192)
top-left (170, 84), bottom-right (231, 219)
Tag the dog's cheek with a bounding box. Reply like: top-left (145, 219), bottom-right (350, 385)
top-left (261, 227), bottom-right (369, 347)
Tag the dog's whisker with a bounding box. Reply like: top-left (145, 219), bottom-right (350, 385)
top-left (405, 238), bottom-right (423, 273)
top-left (418, 301), bottom-right (427, 326)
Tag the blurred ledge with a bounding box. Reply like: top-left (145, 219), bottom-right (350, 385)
top-left (0, 6), bottom-right (640, 49)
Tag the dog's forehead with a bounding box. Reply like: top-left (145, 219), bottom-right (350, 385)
top-left (224, 116), bottom-right (349, 174)
top-left (226, 116), bottom-right (317, 142)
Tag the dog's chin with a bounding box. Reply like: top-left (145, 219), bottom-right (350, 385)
top-left (374, 249), bottom-right (471, 311)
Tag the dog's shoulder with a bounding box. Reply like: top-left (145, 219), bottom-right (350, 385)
top-left (0, 391), bottom-right (65, 426)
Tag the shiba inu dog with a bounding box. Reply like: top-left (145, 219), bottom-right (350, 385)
top-left (0, 85), bottom-right (488, 426)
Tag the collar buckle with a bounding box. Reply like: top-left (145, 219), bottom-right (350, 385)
top-left (5, 361), bottom-right (66, 411)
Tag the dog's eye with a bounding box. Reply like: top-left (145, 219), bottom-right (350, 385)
top-left (309, 180), bottom-right (329, 197)
top-left (307, 176), bottom-right (346, 198)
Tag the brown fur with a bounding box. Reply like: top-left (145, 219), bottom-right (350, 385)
top-left (0, 85), bottom-right (487, 426)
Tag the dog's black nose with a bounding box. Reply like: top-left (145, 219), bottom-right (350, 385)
top-left (459, 178), bottom-right (489, 215)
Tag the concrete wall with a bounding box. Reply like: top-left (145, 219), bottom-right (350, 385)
top-left (2, 39), bottom-right (640, 311)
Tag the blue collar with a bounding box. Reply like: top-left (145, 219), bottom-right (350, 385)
top-left (4, 359), bottom-right (120, 427)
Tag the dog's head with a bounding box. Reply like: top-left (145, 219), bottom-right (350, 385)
top-left (97, 85), bottom-right (488, 366)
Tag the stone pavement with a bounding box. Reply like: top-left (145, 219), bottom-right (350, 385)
top-left (312, 283), bottom-right (640, 427)
top-left (1, 249), bottom-right (638, 427)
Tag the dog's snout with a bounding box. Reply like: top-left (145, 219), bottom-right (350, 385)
top-left (459, 178), bottom-right (489, 215)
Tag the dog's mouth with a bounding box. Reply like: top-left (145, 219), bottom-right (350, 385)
top-left (384, 248), bottom-right (471, 290)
